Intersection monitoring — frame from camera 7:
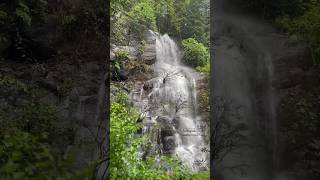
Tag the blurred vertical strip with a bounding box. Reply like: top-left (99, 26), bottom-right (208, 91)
top-left (209, 0), bottom-right (214, 179)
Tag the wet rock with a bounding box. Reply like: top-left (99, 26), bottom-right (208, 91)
top-left (144, 30), bottom-right (157, 43)
top-left (141, 44), bottom-right (156, 65)
top-left (114, 46), bottom-right (139, 57)
top-left (140, 30), bottom-right (157, 65)
top-left (161, 129), bottom-right (175, 138)
top-left (111, 69), bottom-right (128, 81)
top-left (163, 136), bottom-right (176, 153)
top-left (156, 116), bottom-right (174, 131)
top-left (143, 81), bottom-right (153, 91)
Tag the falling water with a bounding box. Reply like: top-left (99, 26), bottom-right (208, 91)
top-left (211, 0), bottom-right (289, 179)
top-left (132, 33), bottom-right (208, 171)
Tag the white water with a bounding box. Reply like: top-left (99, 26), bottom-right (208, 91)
top-left (132, 33), bottom-right (208, 171)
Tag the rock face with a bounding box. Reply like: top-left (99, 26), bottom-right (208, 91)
top-left (110, 30), bottom-right (157, 82)
top-left (141, 30), bottom-right (157, 65)
top-left (141, 44), bottom-right (156, 65)
top-left (110, 30), bottom-right (157, 65)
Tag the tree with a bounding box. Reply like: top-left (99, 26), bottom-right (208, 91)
top-left (180, 0), bottom-right (209, 46)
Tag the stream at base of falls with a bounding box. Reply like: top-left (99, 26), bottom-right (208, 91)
top-left (131, 32), bottom-right (209, 171)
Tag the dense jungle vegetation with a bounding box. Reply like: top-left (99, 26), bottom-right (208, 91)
top-left (110, 0), bottom-right (210, 179)
top-left (0, 0), bottom-right (108, 179)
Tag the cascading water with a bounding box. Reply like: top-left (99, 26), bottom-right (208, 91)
top-left (132, 33), bottom-right (208, 171)
top-left (211, 0), bottom-right (291, 179)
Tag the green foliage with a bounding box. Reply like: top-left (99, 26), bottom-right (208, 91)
top-left (182, 38), bottom-right (209, 67)
top-left (0, 0), bottom-right (48, 26)
top-left (197, 64), bottom-right (210, 114)
top-left (110, 0), bottom-right (209, 47)
top-left (20, 97), bottom-right (57, 134)
top-left (138, 40), bottom-right (146, 55)
top-left (111, 15), bottom-right (130, 45)
top-left (127, 0), bottom-right (157, 37)
top-left (191, 171), bottom-right (210, 179)
top-left (180, 0), bottom-right (209, 46)
top-left (111, 0), bottom-right (134, 17)
top-left (16, 1), bottom-right (32, 25)
top-left (152, 0), bottom-right (209, 44)
top-left (111, 50), bottom-right (129, 79)
top-left (113, 91), bottom-right (129, 106)
top-left (0, 130), bottom-right (54, 179)
top-left (112, 0), bottom-right (157, 42)
top-left (110, 101), bottom-right (143, 179)
top-left (197, 63), bottom-right (210, 80)
top-left (274, 4), bottom-right (320, 64)
top-left (153, 0), bottom-right (181, 36)
top-left (293, 6), bottom-right (320, 64)
top-left (110, 93), bottom-right (196, 179)
top-left (110, 0), bottom-right (135, 44)
top-left (115, 50), bottom-right (129, 62)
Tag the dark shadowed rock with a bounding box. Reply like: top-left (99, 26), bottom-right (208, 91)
top-left (141, 44), bottom-right (156, 65)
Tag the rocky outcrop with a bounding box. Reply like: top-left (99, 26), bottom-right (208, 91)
top-left (110, 30), bottom-right (157, 82)
top-left (141, 44), bottom-right (157, 65)
top-left (141, 30), bottom-right (157, 65)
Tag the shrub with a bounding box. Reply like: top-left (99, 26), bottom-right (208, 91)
top-left (197, 63), bottom-right (210, 80)
top-left (115, 50), bottom-right (129, 62)
top-left (110, 101), bottom-right (142, 178)
top-left (182, 38), bottom-right (209, 68)
top-left (111, 50), bottom-right (129, 80)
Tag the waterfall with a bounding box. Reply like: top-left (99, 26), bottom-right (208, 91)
top-left (212, 0), bottom-right (287, 179)
top-left (132, 33), bottom-right (208, 171)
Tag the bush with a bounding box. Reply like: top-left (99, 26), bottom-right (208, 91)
top-left (197, 63), bottom-right (210, 80)
top-left (111, 50), bottom-right (129, 80)
top-left (182, 38), bottom-right (209, 68)
top-left (110, 101), bottom-right (143, 178)
top-left (115, 50), bottom-right (129, 62)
